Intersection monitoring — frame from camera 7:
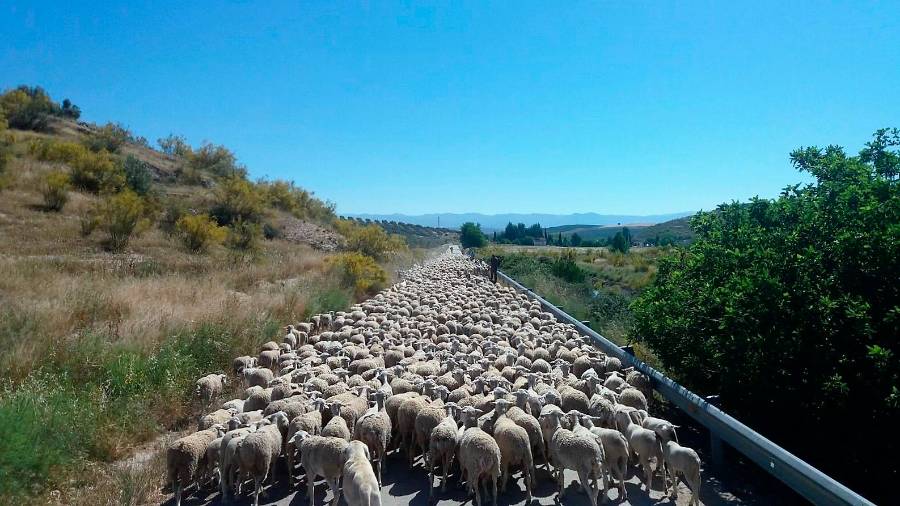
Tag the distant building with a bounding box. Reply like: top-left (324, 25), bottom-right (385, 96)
top-left (533, 237), bottom-right (547, 246)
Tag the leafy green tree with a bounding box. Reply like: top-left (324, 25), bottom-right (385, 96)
top-left (631, 130), bottom-right (899, 501)
top-left (157, 134), bottom-right (192, 157)
top-left (460, 222), bottom-right (487, 248)
top-left (570, 232), bottom-right (583, 247)
top-left (609, 231), bottom-right (629, 253)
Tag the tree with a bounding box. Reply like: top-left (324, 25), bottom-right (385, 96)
top-left (609, 231), bottom-right (629, 253)
top-left (157, 134), bottom-right (191, 157)
top-left (631, 130), bottom-right (899, 502)
top-left (459, 222), bottom-right (487, 248)
top-left (123, 155), bottom-right (153, 195)
top-left (570, 232), bottom-right (583, 247)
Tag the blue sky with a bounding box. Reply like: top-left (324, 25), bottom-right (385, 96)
top-left (2, 1), bottom-right (898, 215)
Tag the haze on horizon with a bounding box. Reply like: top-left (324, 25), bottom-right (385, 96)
top-left (2, 2), bottom-right (897, 216)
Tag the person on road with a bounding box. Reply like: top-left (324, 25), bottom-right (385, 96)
top-left (489, 255), bottom-right (502, 283)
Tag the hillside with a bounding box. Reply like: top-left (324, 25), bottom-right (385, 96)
top-left (547, 216), bottom-right (695, 245)
top-left (0, 86), bottom-right (417, 504)
top-left (345, 216), bottom-right (459, 248)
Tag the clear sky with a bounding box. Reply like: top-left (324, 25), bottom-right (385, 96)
top-left (2, 1), bottom-right (898, 215)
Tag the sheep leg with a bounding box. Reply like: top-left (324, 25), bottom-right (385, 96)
top-left (307, 474), bottom-right (316, 506)
top-left (328, 477), bottom-right (342, 506)
top-left (441, 454), bottom-right (451, 492)
top-left (473, 476), bottom-right (483, 506)
top-left (578, 470), bottom-right (597, 506)
top-left (500, 460), bottom-right (509, 492)
top-left (557, 466), bottom-right (566, 498)
top-left (173, 481), bottom-right (181, 506)
top-left (641, 458), bottom-right (653, 494)
top-left (491, 472), bottom-right (498, 506)
top-left (253, 476), bottom-right (261, 506)
top-left (524, 467), bottom-right (533, 504)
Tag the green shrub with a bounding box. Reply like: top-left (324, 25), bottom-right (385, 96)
top-left (158, 199), bottom-right (186, 236)
top-left (327, 252), bottom-right (387, 295)
top-left (335, 219), bottom-right (406, 260)
top-left (0, 86), bottom-right (55, 131)
top-left (210, 176), bottom-right (265, 226)
top-left (83, 122), bottom-right (132, 153)
top-left (27, 138), bottom-right (86, 164)
top-left (189, 142), bottom-right (245, 178)
top-left (156, 134), bottom-right (191, 157)
top-left (39, 170), bottom-right (70, 211)
top-left (175, 214), bottom-right (226, 253)
top-left (70, 150), bottom-right (125, 193)
top-left (226, 219), bottom-right (262, 253)
top-left (551, 250), bottom-right (586, 282)
top-left (123, 155), bottom-right (153, 195)
top-left (259, 179), bottom-right (335, 222)
top-left (85, 190), bottom-right (149, 252)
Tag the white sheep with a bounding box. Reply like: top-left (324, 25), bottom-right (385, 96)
top-left (195, 373), bottom-right (227, 408)
top-left (235, 412), bottom-right (289, 506)
top-left (542, 409), bottom-right (604, 506)
top-left (342, 440), bottom-right (382, 506)
top-left (457, 424), bottom-right (500, 506)
top-left (166, 425), bottom-right (226, 506)
top-left (354, 390), bottom-right (392, 486)
top-left (661, 440), bottom-right (701, 505)
top-left (616, 415), bottom-right (664, 494)
top-left (290, 432), bottom-right (350, 506)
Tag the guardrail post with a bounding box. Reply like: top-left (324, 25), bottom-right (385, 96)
top-left (706, 395), bottom-right (725, 468)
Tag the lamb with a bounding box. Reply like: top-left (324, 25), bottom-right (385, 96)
top-left (661, 440), bottom-right (702, 506)
top-left (582, 415), bottom-right (630, 500)
top-left (457, 423), bottom-right (501, 506)
top-left (342, 440), bottom-right (382, 506)
top-left (243, 367), bottom-right (275, 388)
top-left (616, 415), bottom-right (665, 494)
top-left (642, 415), bottom-right (680, 443)
top-left (492, 398), bottom-right (535, 503)
top-left (541, 409), bottom-right (604, 506)
top-left (167, 425), bottom-right (226, 506)
top-left (235, 411), bottom-right (289, 506)
top-left (196, 373), bottom-right (227, 409)
top-left (290, 432), bottom-right (350, 506)
top-left (354, 390), bottom-right (392, 486)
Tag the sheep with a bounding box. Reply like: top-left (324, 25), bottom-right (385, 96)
top-left (661, 440), bottom-right (702, 506)
top-left (342, 440), bottom-right (382, 506)
top-left (219, 425), bottom-right (257, 500)
top-left (426, 403), bottom-right (459, 496)
top-left (492, 398), bottom-right (535, 503)
top-left (354, 390), bottom-right (392, 486)
top-left (583, 415), bottom-right (630, 500)
top-left (290, 432), bottom-right (350, 506)
top-left (642, 415), bottom-right (680, 443)
top-left (198, 407), bottom-right (237, 431)
top-left (222, 398), bottom-right (245, 412)
top-left (457, 423), bottom-right (501, 506)
top-left (196, 373), bottom-right (228, 409)
top-left (322, 401), bottom-right (352, 441)
top-left (618, 386), bottom-right (648, 411)
top-left (167, 425), bottom-right (226, 506)
top-left (235, 411), bottom-right (289, 506)
top-left (243, 367), bottom-right (275, 388)
top-left (286, 399), bottom-right (327, 486)
top-left (233, 356), bottom-right (257, 375)
top-left (616, 415), bottom-right (665, 494)
top-left (542, 409), bottom-right (604, 506)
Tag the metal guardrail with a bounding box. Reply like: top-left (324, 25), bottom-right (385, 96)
top-left (497, 269), bottom-right (874, 506)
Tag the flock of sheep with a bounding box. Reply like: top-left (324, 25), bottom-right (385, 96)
top-left (168, 252), bottom-right (702, 506)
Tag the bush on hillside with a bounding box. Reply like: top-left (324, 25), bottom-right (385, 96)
top-left (175, 214), bottom-right (226, 253)
top-left (335, 219), bottom-right (406, 260)
top-left (226, 219), bottom-right (262, 253)
top-left (83, 122), bottom-right (132, 153)
top-left (29, 139), bottom-right (125, 193)
top-left (551, 250), bottom-right (585, 282)
top-left (157, 134), bottom-right (191, 157)
top-left (83, 190), bottom-right (149, 252)
top-left (259, 179), bottom-right (336, 222)
top-left (327, 252), bottom-right (387, 296)
top-left (631, 129), bottom-right (900, 501)
top-left (189, 142), bottom-right (245, 178)
top-left (0, 86), bottom-right (55, 131)
top-left (210, 176), bottom-right (265, 226)
top-left (123, 155), bottom-right (153, 195)
top-left (39, 170), bottom-right (70, 211)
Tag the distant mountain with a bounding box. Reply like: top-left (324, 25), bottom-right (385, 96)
top-left (344, 212), bottom-right (693, 231)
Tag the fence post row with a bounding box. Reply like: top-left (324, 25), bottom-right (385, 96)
top-left (495, 269), bottom-right (873, 506)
